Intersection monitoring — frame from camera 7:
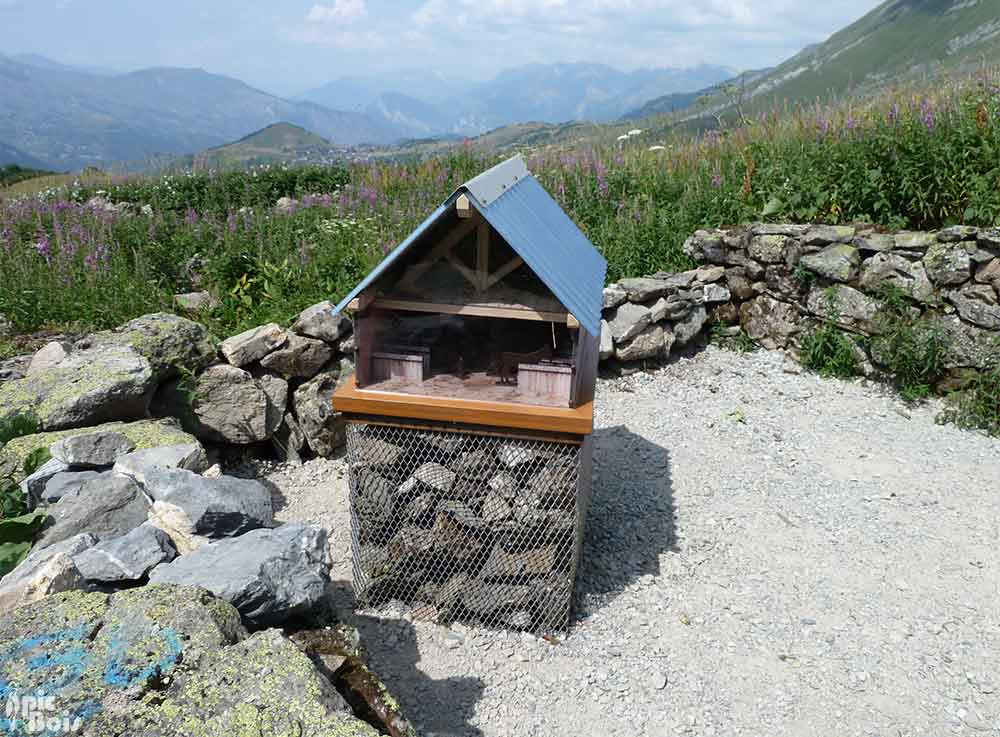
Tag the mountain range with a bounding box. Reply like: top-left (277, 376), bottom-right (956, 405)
top-left (300, 63), bottom-right (737, 137)
top-left (0, 55), bottom-right (401, 171)
top-left (0, 54), bottom-right (733, 170)
top-left (634, 0), bottom-right (1000, 122)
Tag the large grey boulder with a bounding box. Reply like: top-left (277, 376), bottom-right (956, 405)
top-left (923, 241), bottom-right (972, 286)
top-left (802, 225), bottom-right (855, 246)
top-left (617, 277), bottom-right (669, 302)
top-left (0, 418), bottom-right (197, 486)
top-left (219, 323), bottom-right (287, 367)
top-left (672, 304), bottom-right (708, 346)
top-left (938, 225), bottom-right (979, 243)
top-left (260, 333), bottom-right (333, 379)
top-left (975, 258), bottom-right (1000, 292)
top-left (154, 364), bottom-right (277, 444)
top-left (0, 533), bottom-right (96, 615)
top-left (35, 473), bottom-right (149, 549)
top-left (294, 369), bottom-right (346, 457)
top-left (948, 288), bottom-right (1000, 329)
top-left (113, 442), bottom-right (209, 486)
top-left (0, 586), bottom-right (250, 735)
top-left (931, 315), bottom-right (999, 369)
top-left (894, 231), bottom-right (937, 250)
top-left (607, 302), bottom-right (652, 343)
top-left (602, 285), bottom-right (627, 309)
top-left (143, 467), bottom-right (274, 553)
top-left (110, 313), bottom-right (217, 379)
top-left (0, 340), bottom-right (153, 431)
top-left (257, 371), bottom-right (289, 436)
top-left (18, 457), bottom-right (71, 506)
top-left (49, 430), bottom-right (135, 468)
top-left (806, 284), bottom-right (880, 333)
top-left (0, 314), bottom-right (214, 431)
top-left (31, 470), bottom-right (107, 507)
top-left (747, 234), bottom-right (789, 263)
top-left (739, 295), bottom-right (800, 349)
top-left (616, 324), bottom-right (670, 362)
top-left (859, 252), bottom-right (934, 302)
top-left (73, 523), bottom-right (177, 582)
top-left (27, 340), bottom-right (71, 375)
top-left (122, 629), bottom-right (374, 737)
top-left (854, 232), bottom-right (895, 253)
top-left (149, 523), bottom-right (332, 625)
top-left (799, 243), bottom-right (860, 282)
top-left (293, 300), bottom-right (351, 343)
top-left (599, 320), bottom-right (614, 361)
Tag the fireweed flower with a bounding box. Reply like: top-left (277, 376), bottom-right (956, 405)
top-left (35, 232), bottom-right (52, 261)
top-left (711, 170), bottom-right (724, 189)
top-left (889, 103), bottom-right (900, 124)
top-left (921, 100), bottom-right (935, 131)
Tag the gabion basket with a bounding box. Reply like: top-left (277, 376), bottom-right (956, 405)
top-left (346, 420), bottom-right (591, 634)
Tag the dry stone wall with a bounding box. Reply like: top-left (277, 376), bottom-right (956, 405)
top-left (600, 224), bottom-right (1000, 384)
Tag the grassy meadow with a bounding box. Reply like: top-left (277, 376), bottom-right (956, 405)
top-left (2, 74), bottom-right (1000, 345)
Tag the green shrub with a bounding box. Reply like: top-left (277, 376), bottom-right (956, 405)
top-left (801, 324), bottom-right (860, 378)
top-left (710, 321), bottom-right (757, 353)
top-left (0, 509), bottom-right (49, 577)
top-left (800, 287), bottom-right (860, 379)
top-left (871, 287), bottom-right (948, 401)
top-left (939, 361), bottom-right (1000, 437)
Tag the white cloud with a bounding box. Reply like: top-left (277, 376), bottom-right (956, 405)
top-left (306, 0), bottom-right (367, 25)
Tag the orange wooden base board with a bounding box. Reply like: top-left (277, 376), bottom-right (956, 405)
top-left (332, 374), bottom-right (594, 436)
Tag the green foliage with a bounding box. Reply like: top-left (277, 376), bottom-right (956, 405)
top-left (0, 413), bottom-right (40, 520)
top-left (0, 164), bottom-right (56, 188)
top-left (801, 325), bottom-right (860, 379)
top-left (710, 321), bottom-right (756, 353)
top-left (1, 78), bottom-right (999, 339)
top-left (939, 362), bottom-right (1000, 437)
top-left (800, 287), bottom-right (860, 379)
top-left (792, 263), bottom-right (816, 287)
top-left (871, 289), bottom-right (948, 401)
top-left (0, 413), bottom-right (38, 446)
top-left (0, 509), bottom-right (49, 578)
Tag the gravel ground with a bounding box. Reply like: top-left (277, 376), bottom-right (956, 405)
top-left (265, 346), bottom-right (1000, 737)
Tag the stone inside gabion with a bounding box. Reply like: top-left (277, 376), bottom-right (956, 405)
top-left (346, 422), bottom-right (586, 634)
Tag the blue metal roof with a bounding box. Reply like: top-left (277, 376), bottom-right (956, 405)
top-left (332, 155), bottom-right (607, 336)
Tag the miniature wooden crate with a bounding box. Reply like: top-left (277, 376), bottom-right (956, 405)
top-left (372, 352), bottom-right (427, 383)
top-left (517, 362), bottom-right (573, 402)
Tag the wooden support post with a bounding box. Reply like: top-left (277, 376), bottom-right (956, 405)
top-left (397, 214), bottom-right (481, 289)
top-left (476, 221), bottom-right (490, 291)
top-left (483, 256), bottom-right (524, 290)
top-left (447, 252), bottom-right (481, 289)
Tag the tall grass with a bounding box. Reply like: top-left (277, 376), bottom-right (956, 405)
top-left (1, 75), bottom-right (999, 338)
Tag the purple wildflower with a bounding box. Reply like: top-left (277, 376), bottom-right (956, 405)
top-left (888, 103), bottom-right (900, 124)
top-left (35, 232), bottom-right (52, 261)
top-left (921, 99), bottom-right (935, 131)
top-left (185, 208), bottom-right (199, 225)
top-left (711, 171), bottom-right (723, 189)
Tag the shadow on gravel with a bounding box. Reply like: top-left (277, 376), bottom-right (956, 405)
top-left (574, 424), bottom-right (676, 618)
top-left (329, 581), bottom-right (486, 737)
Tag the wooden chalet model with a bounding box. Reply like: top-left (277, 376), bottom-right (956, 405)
top-left (332, 156), bottom-right (607, 632)
top-left (332, 155), bottom-right (607, 435)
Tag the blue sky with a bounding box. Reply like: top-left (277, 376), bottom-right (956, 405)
top-left (0, 0), bottom-right (884, 95)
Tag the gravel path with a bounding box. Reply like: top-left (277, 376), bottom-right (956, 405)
top-left (265, 346), bottom-right (1000, 737)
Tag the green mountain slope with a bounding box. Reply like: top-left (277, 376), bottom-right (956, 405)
top-left (191, 123), bottom-right (341, 170)
top-left (745, 0), bottom-right (1000, 104)
top-left (0, 57), bottom-right (402, 170)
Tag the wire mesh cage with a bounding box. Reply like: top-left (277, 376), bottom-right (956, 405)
top-left (346, 420), bottom-right (590, 634)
